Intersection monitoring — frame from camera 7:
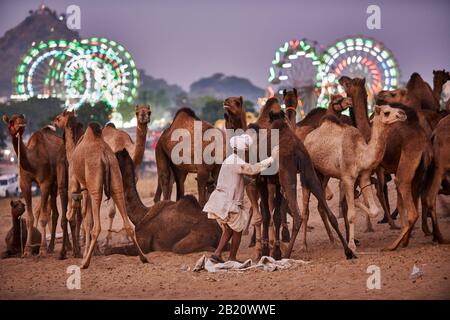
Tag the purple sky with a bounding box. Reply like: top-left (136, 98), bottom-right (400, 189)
top-left (1, 0), bottom-right (449, 90)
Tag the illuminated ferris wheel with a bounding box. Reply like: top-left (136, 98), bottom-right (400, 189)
top-left (319, 36), bottom-right (400, 108)
top-left (13, 37), bottom-right (139, 109)
top-left (268, 39), bottom-right (322, 113)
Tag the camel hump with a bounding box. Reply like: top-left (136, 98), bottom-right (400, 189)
top-left (174, 107), bottom-right (200, 121)
top-left (319, 115), bottom-right (343, 126)
top-left (177, 195), bottom-right (201, 210)
top-left (105, 122), bottom-right (116, 129)
top-left (88, 122), bottom-right (103, 137)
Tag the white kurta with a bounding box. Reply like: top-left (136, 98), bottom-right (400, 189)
top-left (203, 153), bottom-right (274, 232)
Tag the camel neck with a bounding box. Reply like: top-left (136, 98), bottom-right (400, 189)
top-left (132, 124), bottom-right (148, 167)
top-left (64, 122), bottom-right (79, 160)
top-left (433, 85), bottom-right (443, 103)
top-left (12, 134), bottom-right (35, 173)
top-left (12, 217), bottom-right (22, 245)
top-left (350, 90), bottom-right (371, 142)
top-left (363, 117), bottom-right (388, 170)
top-left (122, 169), bottom-right (147, 225)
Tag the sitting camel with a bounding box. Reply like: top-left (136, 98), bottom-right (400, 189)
top-left (104, 150), bottom-right (222, 255)
top-left (303, 105), bottom-right (407, 251)
top-left (66, 122), bottom-right (148, 268)
top-left (1, 200), bottom-right (41, 258)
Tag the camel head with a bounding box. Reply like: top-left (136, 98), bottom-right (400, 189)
top-left (433, 69), bottom-right (450, 88)
top-left (53, 110), bottom-right (76, 128)
top-left (2, 114), bottom-right (26, 137)
top-left (329, 94), bottom-right (352, 113)
top-left (265, 97), bottom-right (285, 122)
top-left (373, 105), bottom-right (407, 125)
top-left (136, 105), bottom-right (151, 126)
top-left (338, 76), bottom-right (367, 97)
top-left (10, 199), bottom-right (25, 220)
top-left (223, 96), bottom-right (245, 129)
top-left (375, 89), bottom-right (408, 105)
top-left (282, 88), bottom-right (298, 108)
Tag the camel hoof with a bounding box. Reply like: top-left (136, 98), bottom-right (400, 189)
top-left (58, 251), bottom-right (67, 260)
top-left (80, 263), bottom-right (89, 269)
top-left (22, 250), bottom-right (32, 258)
top-left (345, 248), bottom-right (357, 259)
top-left (38, 251), bottom-right (47, 258)
top-left (377, 217), bottom-right (389, 224)
top-left (261, 244), bottom-right (270, 257)
top-left (271, 245), bottom-right (282, 261)
top-left (140, 255), bottom-right (149, 264)
top-left (281, 228), bottom-right (290, 242)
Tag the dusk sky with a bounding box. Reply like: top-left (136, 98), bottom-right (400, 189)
top-left (1, 0), bottom-right (449, 90)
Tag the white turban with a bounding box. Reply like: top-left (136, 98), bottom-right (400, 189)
top-left (230, 134), bottom-right (253, 150)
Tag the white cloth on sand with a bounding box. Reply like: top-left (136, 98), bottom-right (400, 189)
top-left (193, 255), bottom-right (310, 273)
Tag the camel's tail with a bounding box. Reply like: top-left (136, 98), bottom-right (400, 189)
top-left (101, 152), bottom-right (112, 201)
top-left (295, 148), bottom-right (334, 217)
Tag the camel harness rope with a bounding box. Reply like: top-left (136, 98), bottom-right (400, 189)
top-left (15, 131), bottom-right (24, 256)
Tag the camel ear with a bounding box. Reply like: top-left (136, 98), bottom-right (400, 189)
top-left (293, 88), bottom-right (297, 97)
top-left (2, 115), bottom-right (9, 124)
top-left (433, 70), bottom-right (436, 75)
top-left (374, 106), bottom-right (381, 115)
top-left (135, 105), bottom-right (139, 110)
top-left (239, 96), bottom-right (244, 107)
top-left (282, 89), bottom-right (287, 97)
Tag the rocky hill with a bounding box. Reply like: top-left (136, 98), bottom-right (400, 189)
top-left (190, 73), bottom-right (265, 104)
top-left (0, 5), bottom-right (80, 97)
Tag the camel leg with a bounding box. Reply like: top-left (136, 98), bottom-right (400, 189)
top-left (112, 191), bottom-right (149, 264)
top-left (359, 172), bottom-right (382, 219)
top-left (196, 170), bottom-right (208, 206)
top-left (106, 201), bottom-right (117, 248)
top-left (20, 179), bottom-right (34, 257)
top-left (58, 183), bottom-right (70, 260)
top-left (284, 183), bottom-right (302, 259)
top-left (376, 169), bottom-right (398, 229)
top-left (267, 183), bottom-right (277, 246)
top-left (80, 192), bottom-right (102, 269)
top-left (424, 166), bottom-right (446, 243)
top-left (37, 183), bottom-right (51, 257)
top-left (299, 187), bottom-right (311, 252)
top-left (271, 187), bottom-right (283, 260)
top-left (316, 176), bottom-right (334, 243)
top-left (280, 199), bottom-right (290, 242)
top-left (342, 177), bottom-right (357, 252)
top-left (82, 196), bottom-right (92, 258)
top-left (338, 181), bottom-right (347, 219)
top-left (246, 183), bottom-right (261, 257)
top-left (48, 187), bottom-right (59, 253)
top-left (257, 178), bottom-right (271, 257)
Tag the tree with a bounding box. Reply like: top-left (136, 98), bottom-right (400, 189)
top-left (199, 97), bottom-right (223, 124)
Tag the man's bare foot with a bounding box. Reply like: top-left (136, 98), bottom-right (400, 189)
top-left (210, 254), bottom-right (224, 263)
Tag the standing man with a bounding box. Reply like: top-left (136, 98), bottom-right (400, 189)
top-left (203, 133), bottom-right (278, 262)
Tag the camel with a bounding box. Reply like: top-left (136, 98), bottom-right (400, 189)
top-left (101, 105), bottom-right (151, 241)
top-left (351, 84), bottom-right (444, 250)
top-left (282, 89), bottom-right (298, 125)
top-left (102, 105), bottom-right (151, 167)
top-left (304, 105), bottom-right (407, 251)
top-left (64, 121), bottom-right (148, 268)
top-left (432, 70), bottom-right (450, 104)
top-left (53, 111), bottom-right (85, 259)
top-left (422, 115), bottom-right (450, 241)
top-left (1, 200), bottom-right (41, 258)
top-left (406, 72), bottom-right (441, 112)
top-left (270, 118), bottom-right (355, 259)
top-left (155, 108), bottom-right (224, 206)
top-left (2, 114), bottom-right (62, 257)
top-left (104, 149), bottom-right (222, 255)
top-left (295, 94), bottom-right (353, 141)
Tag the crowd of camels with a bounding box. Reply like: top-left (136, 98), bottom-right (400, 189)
top-left (1, 70), bottom-right (449, 268)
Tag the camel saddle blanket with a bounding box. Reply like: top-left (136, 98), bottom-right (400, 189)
top-left (193, 255), bottom-right (310, 273)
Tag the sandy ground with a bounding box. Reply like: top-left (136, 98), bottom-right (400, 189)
top-left (0, 168), bottom-right (449, 300)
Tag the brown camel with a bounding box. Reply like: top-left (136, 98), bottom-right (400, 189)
top-left (432, 70), bottom-right (450, 103)
top-left (304, 105), bottom-right (407, 251)
top-left (406, 72), bottom-right (441, 112)
top-left (1, 200), bottom-right (41, 258)
top-left (295, 94), bottom-right (353, 142)
top-left (65, 122), bottom-right (148, 268)
top-left (155, 108), bottom-right (224, 206)
top-left (53, 110), bottom-right (85, 259)
top-left (2, 115), bottom-right (62, 257)
top-left (422, 115), bottom-right (450, 241)
top-left (101, 105), bottom-right (151, 241)
top-left (282, 89), bottom-right (298, 125)
top-left (362, 95), bottom-right (444, 249)
top-left (102, 104), bottom-right (151, 167)
top-left (104, 149), bottom-right (221, 255)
